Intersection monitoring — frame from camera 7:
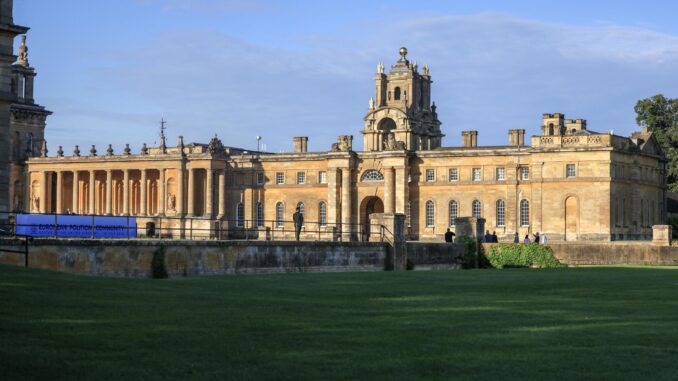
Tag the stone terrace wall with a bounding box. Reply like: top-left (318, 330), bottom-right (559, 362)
top-left (0, 239), bottom-right (389, 277)
top-left (548, 242), bottom-right (678, 266)
top-left (406, 242), bottom-right (465, 270)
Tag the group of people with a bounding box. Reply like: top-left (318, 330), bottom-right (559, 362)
top-left (444, 228), bottom-right (548, 245)
top-left (513, 231), bottom-right (548, 245)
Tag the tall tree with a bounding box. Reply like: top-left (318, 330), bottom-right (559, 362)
top-left (634, 94), bottom-right (678, 191)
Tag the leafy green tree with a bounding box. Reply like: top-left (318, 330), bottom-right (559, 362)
top-left (634, 94), bottom-right (678, 191)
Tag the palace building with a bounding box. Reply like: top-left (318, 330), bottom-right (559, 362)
top-left (17, 46), bottom-right (667, 241)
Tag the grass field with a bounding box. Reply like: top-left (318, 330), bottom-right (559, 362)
top-left (1, 265), bottom-right (678, 380)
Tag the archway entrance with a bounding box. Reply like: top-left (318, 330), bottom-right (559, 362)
top-left (360, 196), bottom-right (384, 241)
top-left (565, 196), bottom-right (578, 241)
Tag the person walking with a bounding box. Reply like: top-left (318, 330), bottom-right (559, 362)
top-left (444, 228), bottom-right (455, 243)
top-left (513, 232), bottom-right (519, 243)
top-left (491, 231), bottom-right (498, 243)
top-left (523, 235), bottom-right (531, 244)
top-left (541, 233), bottom-right (548, 245)
top-left (533, 232), bottom-right (540, 244)
top-left (484, 230), bottom-right (492, 243)
top-left (293, 207), bottom-right (303, 241)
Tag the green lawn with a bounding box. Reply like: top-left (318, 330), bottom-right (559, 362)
top-left (1, 265), bottom-right (678, 380)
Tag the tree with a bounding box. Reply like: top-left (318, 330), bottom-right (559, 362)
top-left (634, 94), bottom-right (678, 191)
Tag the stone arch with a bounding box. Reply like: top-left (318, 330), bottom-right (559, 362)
top-left (360, 196), bottom-right (384, 240)
top-left (565, 196), bottom-right (579, 241)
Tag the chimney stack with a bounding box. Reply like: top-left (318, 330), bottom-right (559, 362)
top-left (508, 129), bottom-right (525, 146)
top-left (462, 130), bottom-right (478, 148)
top-left (293, 136), bottom-right (308, 153)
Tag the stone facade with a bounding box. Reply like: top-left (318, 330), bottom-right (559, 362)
top-left (21, 47), bottom-right (667, 242)
top-left (0, 0), bottom-right (30, 226)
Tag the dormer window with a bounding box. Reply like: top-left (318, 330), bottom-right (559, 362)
top-left (394, 87), bottom-right (401, 100)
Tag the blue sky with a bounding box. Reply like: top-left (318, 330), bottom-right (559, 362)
top-left (16, 0), bottom-right (678, 153)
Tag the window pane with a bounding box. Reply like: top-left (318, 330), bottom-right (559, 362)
top-left (472, 200), bottom-right (481, 218)
top-left (472, 168), bottom-right (481, 181)
top-left (276, 202), bottom-right (284, 227)
top-left (496, 200), bottom-right (505, 226)
top-left (426, 201), bottom-right (435, 227)
top-left (449, 168), bottom-right (458, 181)
top-left (520, 199), bottom-right (529, 226)
top-left (319, 171), bottom-right (327, 184)
top-left (426, 169), bottom-right (435, 182)
top-left (319, 202), bottom-right (327, 226)
top-left (449, 201), bottom-right (458, 226)
top-left (496, 168), bottom-right (505, 181)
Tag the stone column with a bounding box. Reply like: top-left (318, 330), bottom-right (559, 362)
top-left (158, 169), bottom-right (166, 216)
top-left (56, 171), bottom-right (63, 214)
top-left (89, 171), bottom-right (95, 214)
top-left (177, 166), bottom-right (185, 216)
top-left (39, 171), bottom-right (47, 213)
top-left (140, 169), bottom-right (147, 216)
top-left (122, 169), bottom-right (130, 215)
top-left (205, 168), bottom-right (213, 218)
top-left (384, 166), bottom-right (395, 214)
top-left (327, 168), bottom-right (339, 225)
top-left (72, 171), bottom-right (79, 214)
top-left (105, 170), bottom-right (112, 215)
top-left (187, 168), bottom-right (195, 216)
top-left (341, 167), bottom-right (352, 240)
top-left (218, 170), bottom-right (226, 218)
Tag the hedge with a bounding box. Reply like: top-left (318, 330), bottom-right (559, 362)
top-left (485, 243), bottom-right (563, 269)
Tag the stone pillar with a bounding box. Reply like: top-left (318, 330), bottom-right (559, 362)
top-left (72, 171), bottom-right (79, 214)
top-left (89, 171), bottom-right (95, 214)
top-left (56, 171), bottom-right (63, 214)
top-left (218, 170), bottom-right (226, 218)
top-left (652, 225), bottom-right (672, 246)
top-left (341, 167), bottom-right (352, 241)
top-left (158, 168), bottom-right (166, 216)
top-left (187, 168), bottom-right (195, 216)
top-left (177, 166), bottom-right (185, 216)
top-left (205, 168), bottom-right (213, 218)
top-left (39, 171), bottom-right (47, 213)
top-left (327, 168), bottom-right (339, 225)
top-left (122, 169), bottom-right (130, 215)
top-left (384, 167), bottom-right (395, 214)
top-left (105, 170), bottom-right (112, 215)
top-left (140, 169), bottom-right (147, 216)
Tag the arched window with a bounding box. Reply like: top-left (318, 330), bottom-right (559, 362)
top-left (520, 199), bottom-right (529, 226)
top-left (496, 199), bottom-right (505, 227)
top-left (361, 170), bottom-right (384, 182)
top-left (236, 202), bottom-right (244, 227)
top-left (394, 87), bottom-right (401, 100)
top-left (256, 202), bottom-right (263, 227)
top-left (449, 201), bottom-right (458, 226)
top-left (425, 200), bottom-right (435, 227)
top-left (276, 202), bottom-right (284, 227)
top-left (472, 200), bottom-right (482, 218)
top-left (297, 202), bottom-right (305, 215)
top-left (319, 202), bottom-right (327, 226)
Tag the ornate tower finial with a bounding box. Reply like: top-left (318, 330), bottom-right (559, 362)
top-left (90, 145), bottom-right (97, 157)
top-left (17, 35), bottom-right (28, 67)
top-left (40, 140), bottom-right (47, 158)
top-left (399, 47), bottom-right (408, 61)
top-left (106, 144), bottom-right (114, 156)
top-left (73, 145), bottom-right (81, 157)
top-left (57, 146), bottom-right (64, 157)
top-left (159, 117), bottom-right (167, 153)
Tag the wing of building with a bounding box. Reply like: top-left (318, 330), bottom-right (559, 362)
top-left (23, 47), bottom-right (667, 242)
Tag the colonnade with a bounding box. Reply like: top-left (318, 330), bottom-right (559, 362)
top-left (28, 167), bottom-right (230, 219)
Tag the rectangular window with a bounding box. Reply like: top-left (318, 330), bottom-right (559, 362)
top-left (566, 164), bottom-right (576, 178)
top-left (449, 168), bottom-right (458, 182)
top-left (520, 167), bottom-right (529, 180)
top-left (297, 172), bottom-right (305, 184)
top-left (256, 172), bottom-right (264, 185)
top-left (276, 172), bottom-right (285, 185)
top-left (426, 169), bottom-right (435, 182)
top-left (318, 171), bottom-right (327, 184)
top-left (496, 167), bottom-right (505, 181)
top-left (472, 168), bottom-right (481, 182)
top-left (256, 203), bottom-right (264, 227)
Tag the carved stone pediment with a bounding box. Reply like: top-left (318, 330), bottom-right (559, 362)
top-left (207, 134), bottom-right (225, 156)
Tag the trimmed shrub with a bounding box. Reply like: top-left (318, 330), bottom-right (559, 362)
top-left (151, 246), bottom-right (169, 279)
top-left (485, 244), bottom-right (563, 269)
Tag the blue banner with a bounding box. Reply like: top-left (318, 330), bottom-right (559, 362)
top-left (16, 214), bottom-right (137, 238)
